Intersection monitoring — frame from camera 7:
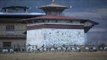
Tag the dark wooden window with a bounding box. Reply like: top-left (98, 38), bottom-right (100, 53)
top-left (6, 25), bottom-right (15, 31)
top-left (3, 42), bottom-right (11, 48)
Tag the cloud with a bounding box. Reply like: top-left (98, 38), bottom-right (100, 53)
top-left (95, 8), bottom-right (107, 16)
top-left (64, 8), bottom-right (107, 19)
top-left (63, 12), bottom-right (102, 19)
top-left (89, 28), bottom-right (107, 32)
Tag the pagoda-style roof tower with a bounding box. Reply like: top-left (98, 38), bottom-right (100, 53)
top-left (21, 0), bottom-right (98, 33)
top-left (39, 0), bottom-right (68, 15)
top-left (2, 6), bottom-right (29, 12)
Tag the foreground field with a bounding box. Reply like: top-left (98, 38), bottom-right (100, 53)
top-left (0, 52), bottom-right (107, 60)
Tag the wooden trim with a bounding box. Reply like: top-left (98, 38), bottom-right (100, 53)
top-left (0, 37), bottom-right (26, 40)
top-left (27, 24), bottom-right (84, 30)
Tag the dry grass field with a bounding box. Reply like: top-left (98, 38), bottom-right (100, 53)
top-left (0, 52), bottom-right (107, 60)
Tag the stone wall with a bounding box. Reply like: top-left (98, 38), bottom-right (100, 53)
top-left (27, 29), bottom-right (85, 50)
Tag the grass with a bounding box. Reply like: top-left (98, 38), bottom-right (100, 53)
top-left (0, 52), bottom-right (107, 60)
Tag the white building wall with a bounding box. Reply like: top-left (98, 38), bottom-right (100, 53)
top-left (27, 29), bottom-right (44, 48)
top-left (26, 28), bottom-right (85, 50)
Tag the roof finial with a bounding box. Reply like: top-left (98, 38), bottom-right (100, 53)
top-left (52, 0), bottom-right (55, 4)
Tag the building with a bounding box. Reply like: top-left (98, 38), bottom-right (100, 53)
top-left (20, 0), bottom-right (98, 51)
top-left (0, 0), bottom-right (98, 52)
top-left (0, 6), bottom-right (44, 51)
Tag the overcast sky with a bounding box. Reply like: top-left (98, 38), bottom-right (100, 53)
top-left (0, 0), bottom-right (107, 44)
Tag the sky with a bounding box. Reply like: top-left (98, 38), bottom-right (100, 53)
top-left (0, 0), bottom-right (107, 45)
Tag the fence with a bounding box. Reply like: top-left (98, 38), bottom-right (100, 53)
top-left (0, 45), bottom-right (107, 53)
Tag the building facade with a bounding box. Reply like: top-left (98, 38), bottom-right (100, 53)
top-left (0, 0), bottom-right (98, 52)
top-left (0, 23), bottom-right (26, 51)
top-left (0, 6), bottom-right (43, 51)
top-left (23, 0), bottom-right (98, 51)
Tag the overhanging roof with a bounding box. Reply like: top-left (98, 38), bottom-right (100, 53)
top-left (0, 12), bottom-right (45, 18)
top-left (21, 15), bottom-right (98, 24)
top-left (0, 12), bottom-right (45, 23)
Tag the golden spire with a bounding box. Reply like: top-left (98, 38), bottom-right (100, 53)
top-left (52, 0), bottom-right (55, 4)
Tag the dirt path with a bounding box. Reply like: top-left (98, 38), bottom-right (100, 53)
top-left (0, 52), bottom-right (107, 60)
